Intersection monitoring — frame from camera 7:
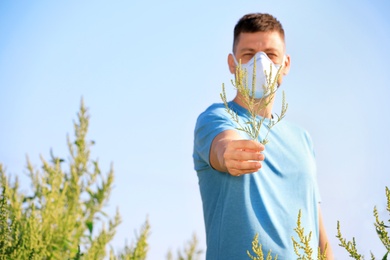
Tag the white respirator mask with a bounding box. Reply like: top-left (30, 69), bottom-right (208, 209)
top-left (233, 52), bottom-right (285, 99)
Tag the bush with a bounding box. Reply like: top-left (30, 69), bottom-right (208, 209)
top-left (0, 100), bottom-right (149, 259)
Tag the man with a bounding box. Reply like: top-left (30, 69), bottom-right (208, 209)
top-left (193, 13), bottom-right (334, 259)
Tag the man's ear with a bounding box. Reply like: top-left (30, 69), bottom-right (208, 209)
top-left (227, 54), bottom-right (236, 74)
top-left (282, 54), bottom-right (291, 75)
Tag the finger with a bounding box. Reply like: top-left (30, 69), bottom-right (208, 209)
top-left (224, 148), bottom-right (265, 162)
top-left (238, 150), bottom-right (265, 161)
top-left (226, 160), bottom-right (262, 176)
top-left (230, 139), bottom-right (265, 152)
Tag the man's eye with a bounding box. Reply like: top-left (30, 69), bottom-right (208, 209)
top-left (240, 54), bottom-right (254, 63)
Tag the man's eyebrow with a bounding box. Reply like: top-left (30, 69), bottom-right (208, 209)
top-left (238, 47), bottom-right (281, 53)
top-left (238, 47), bottom-right (257, 53)
top-left (263, 47), bottom-right (280, 53)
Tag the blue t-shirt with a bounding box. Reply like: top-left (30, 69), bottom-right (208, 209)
top-left (193, 101), bottom-right (321, 259)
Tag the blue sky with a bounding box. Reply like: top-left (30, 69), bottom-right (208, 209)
top-left (1, 1), bottom-right (389, 259)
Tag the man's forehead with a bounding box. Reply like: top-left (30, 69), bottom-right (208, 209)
top-left (238, 31), bottom-right (283, 43)
top-left (235, 32), bottom-right (285, 52)
top-left (238, 47), bottom-right (281, 52)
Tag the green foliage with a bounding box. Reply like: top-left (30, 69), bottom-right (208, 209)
top-left (247, 233), bottom-right (277, 260)
top-left (0, 100), bottom-right (203, 260)
top-left (247, 210), bottom-right (328, 260)
top-left (373, 187), bottom-right (390, 254)
top-left (292, 210), bottom-right (327, 260)
top-left (337, 186), bottom-right (390, 259)
top-left (336, 221), bottom-right (364, 260)
top-left (110, 219), bottom-right (150, 260)
top-left (220, 58), bottom-right (288, 144)
top-left (292, 210), bottom-right (313, 259)
top-left (166, 234), bottom-right (202, 260)
top-left (0, 100), bottom-right (147, 259)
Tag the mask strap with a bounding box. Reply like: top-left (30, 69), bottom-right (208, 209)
top-left (280, 55), bottom-right (287, 67)
top-left (232, 54), bottom-right (239, 65)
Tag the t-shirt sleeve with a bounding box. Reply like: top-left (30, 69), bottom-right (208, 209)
top-left (193, 106), bottom-right (237, 171)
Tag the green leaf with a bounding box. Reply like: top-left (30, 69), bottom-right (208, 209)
top-left (86, 220), bottom-right (93, 235)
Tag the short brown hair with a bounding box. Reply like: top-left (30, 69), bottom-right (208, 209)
top-left (233, 13), bottom-right (285, 53)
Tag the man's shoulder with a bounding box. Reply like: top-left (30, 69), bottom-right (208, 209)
top-left (194, 102), bottom-right (238, 136)
top-left (199, 102), bottom-right (226, 115)
top-left (196, 103), bottom-right (228, 122)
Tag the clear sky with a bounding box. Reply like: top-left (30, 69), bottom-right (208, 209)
top-left (1, 1), bottom-right (389, 259)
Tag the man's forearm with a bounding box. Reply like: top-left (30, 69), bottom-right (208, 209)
top-left (319, 207), bottom-right (334, 259)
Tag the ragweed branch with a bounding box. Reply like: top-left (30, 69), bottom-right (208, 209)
top-left (292, 210), bottom-right (327, 260)
top-left (247, 210), bottom-right (328, 260)
top-left (337, 186), bottom-right (390, 260)
top-left (247, 233), bottom-right (278, 260)
top-left (220, 58), bottom-right (288, 145)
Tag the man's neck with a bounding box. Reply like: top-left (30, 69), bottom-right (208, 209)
top-left (232, 94), bottom-right (275, 118)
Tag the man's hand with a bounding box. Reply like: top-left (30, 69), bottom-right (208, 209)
top-left (210, 130), bottom-right (265, 176)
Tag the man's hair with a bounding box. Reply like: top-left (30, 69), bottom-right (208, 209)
top-left (233, 13), bottom-right (285, 53)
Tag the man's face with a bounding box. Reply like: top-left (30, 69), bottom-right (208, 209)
top-left (228, 31), bottom-right (290, 85)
